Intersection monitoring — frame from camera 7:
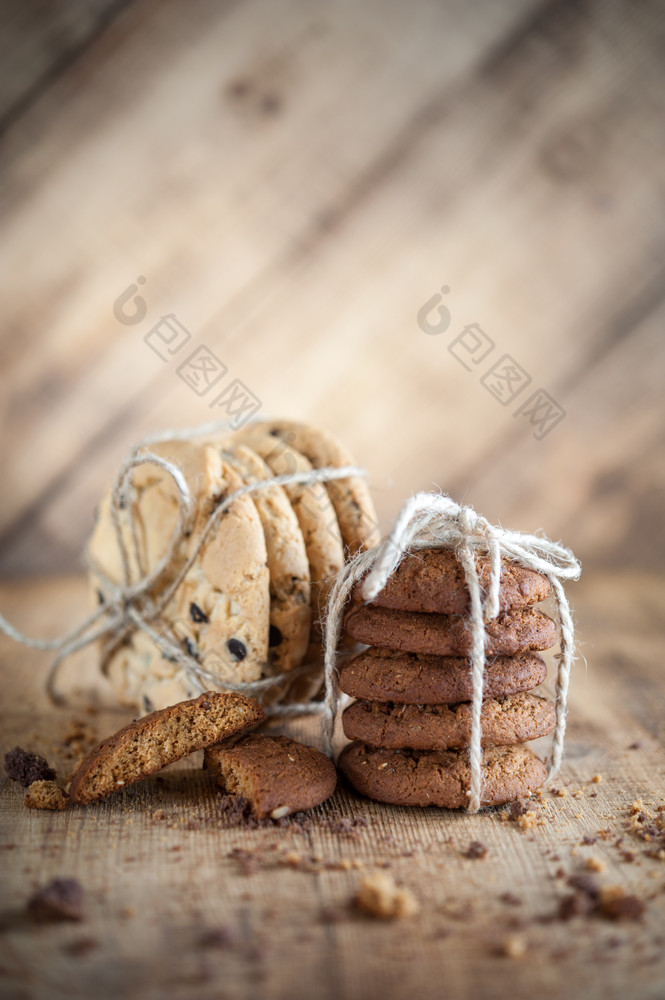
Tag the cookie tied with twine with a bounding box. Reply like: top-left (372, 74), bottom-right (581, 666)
top-left (0, 417), bottom-right (373, 718)
top-left (320, 492), bottom-right (581, 812)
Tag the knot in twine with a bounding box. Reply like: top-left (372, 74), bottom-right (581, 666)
top-left (320, 492), bottom-right (581, 812)
top-left (0, 418), bottom-right (368, 717)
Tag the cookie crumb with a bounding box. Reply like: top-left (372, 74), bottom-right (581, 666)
top-left (24, 780), bottom-right (69, 811)
top-left (27, 879), bottom-right (84, 922)
top-left (465, 841), bottom-right (488, 860)
top-left (500, 934), bottom-right (527, 959)
top-left (355, 872), bottom-right (419, 919)
top-left (62, 937), bottom-right (98, 957)
top-left (586, 857), bottom-right (606, 873)
top-left (4, 747), bottom-right (56, 787)
top-left (591, 774), bottom-right (602, 784)
top-left (599, 888), bottom-right (645, 922)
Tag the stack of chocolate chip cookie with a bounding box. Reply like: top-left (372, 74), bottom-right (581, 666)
top-left (88, 420), bottom-right (379, 713)
top-left (338, 549), bottom-right (557, 808)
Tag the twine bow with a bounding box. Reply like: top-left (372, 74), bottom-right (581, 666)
top-left (321, 492), bottom-right (581, 812)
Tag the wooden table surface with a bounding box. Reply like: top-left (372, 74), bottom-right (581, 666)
top-left (1, 572), bottom-right (664, 1000)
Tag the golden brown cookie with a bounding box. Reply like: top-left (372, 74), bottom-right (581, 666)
top-left (352, 548), bottom-right (550, 614)
top-left (341, 693), bottom-right (556, 750)
top-left (234, 426), bottom-right (345, 672)
top-left (221, 443), bottom-right (311, 676)
top-left (338, 742), bottom-right (547, 808)
top-left (205, 733), bottom-right (337, 819)
top-left (69, 692), bottom-right (264, 804)
top-left (338, 649), bottom-right (547, 704)
top-left (343, 605), bottom-right (557, 657)
top-left (254, 419), bottom-right (380, 554)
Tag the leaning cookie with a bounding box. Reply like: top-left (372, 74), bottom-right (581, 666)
top-left (69, 692), bottom-right (264, 804)
top-left (352, 548), bottom-right (550, 615)
top-left (338, 742), bottom-right (547, 808)
top-left (254, 419), bottom-right (380, 555)
top-left (342, 693), bottom-right (556, 750)
top-left (204, 734), bottom-right (337, 819)
top-left (344, 605), bottom-right (557, 657)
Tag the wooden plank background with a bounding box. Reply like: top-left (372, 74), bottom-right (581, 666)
top-left (1, 0), bottom-right (665, 578)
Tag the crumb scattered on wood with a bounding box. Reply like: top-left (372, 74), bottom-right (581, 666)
top-left (354, 872), bottom-right (419, 919)
top-left (499, 934), bottom-right (527, 959)
top-left (24, 780), bottom-right (69, 811)
top-left (27, 878), bottom-right (85, 923)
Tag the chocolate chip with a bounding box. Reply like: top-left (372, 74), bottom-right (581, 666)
top-left (226, 639), bottom-right (247, 662)
top-left (4, 747), bottom-right (56, 788)
top-left (268, 625), bottom-right (283, 648)
top-left (189, 602), bottom-right (208, 624)
top-left (183, 637), bottom-right (198, 659)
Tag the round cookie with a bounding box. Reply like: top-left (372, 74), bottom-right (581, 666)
top-left (89, 440), bottom-right (271, 712)
top-left (338, 741), bottom-right (547, 808)
top-left (254, 419), bottom-right (380, 555)
top-left (352, 548), bottom-right (550, 614)
top-left (204, 733), bottom-right (337, 819)
top-left (221, 443), bottom-right (311, 676)
top-left (338, 649), bottom-right (547, 704)
top-left (343, 605), bottom-right (557, 657)
top-left (234, 426), bottom-right (345, 667)
top-left (342, 693), bottom-right (556, 750)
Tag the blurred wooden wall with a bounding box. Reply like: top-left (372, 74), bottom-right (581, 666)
top-left (1, 0), bottom-right (664, 577)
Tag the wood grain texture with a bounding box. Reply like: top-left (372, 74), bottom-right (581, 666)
top-left (1, 0), bottom-right (665, 577)
top-left (0, 572), bottom-right (664, 1000)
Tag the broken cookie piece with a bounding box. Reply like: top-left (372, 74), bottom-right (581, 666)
top-left (204, 733), bottom-right (336, 819)
top-left (25, 780), bottom-right (69, 811)
top-left (69, 691), bottom-right (264, 804)
top-left (4, 746), bottom-right (56, 787)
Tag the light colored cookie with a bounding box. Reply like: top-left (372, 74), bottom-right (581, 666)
top-left (234, 426), bottom-right (345, 669)
top-left (221, 442), bottom-right (311, 675)
top-left (252, 419), bottom-right (380, 555)
top-left (88, 440), bottom-right (271, 711)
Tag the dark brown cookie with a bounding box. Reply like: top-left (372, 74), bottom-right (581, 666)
top-left (69, 692), bottom-right (264, 805)
top-left (204, 734), bottom-right (337, 819)
top-left (342, 693), bottom-right (556, 750)
top-left (344, 605), bottom-right (557, 657)
top-left (338, 741), bottom-right (547, 808)
top-left (353, 548), bottom-right (550, 615)
top-left (338, 648), bottom-right (547, 704)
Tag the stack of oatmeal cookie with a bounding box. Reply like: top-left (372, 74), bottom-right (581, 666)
top-left (88, 420), bottom-right (378, 713)
top-left (338, 549), bottom-right (558, 808)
